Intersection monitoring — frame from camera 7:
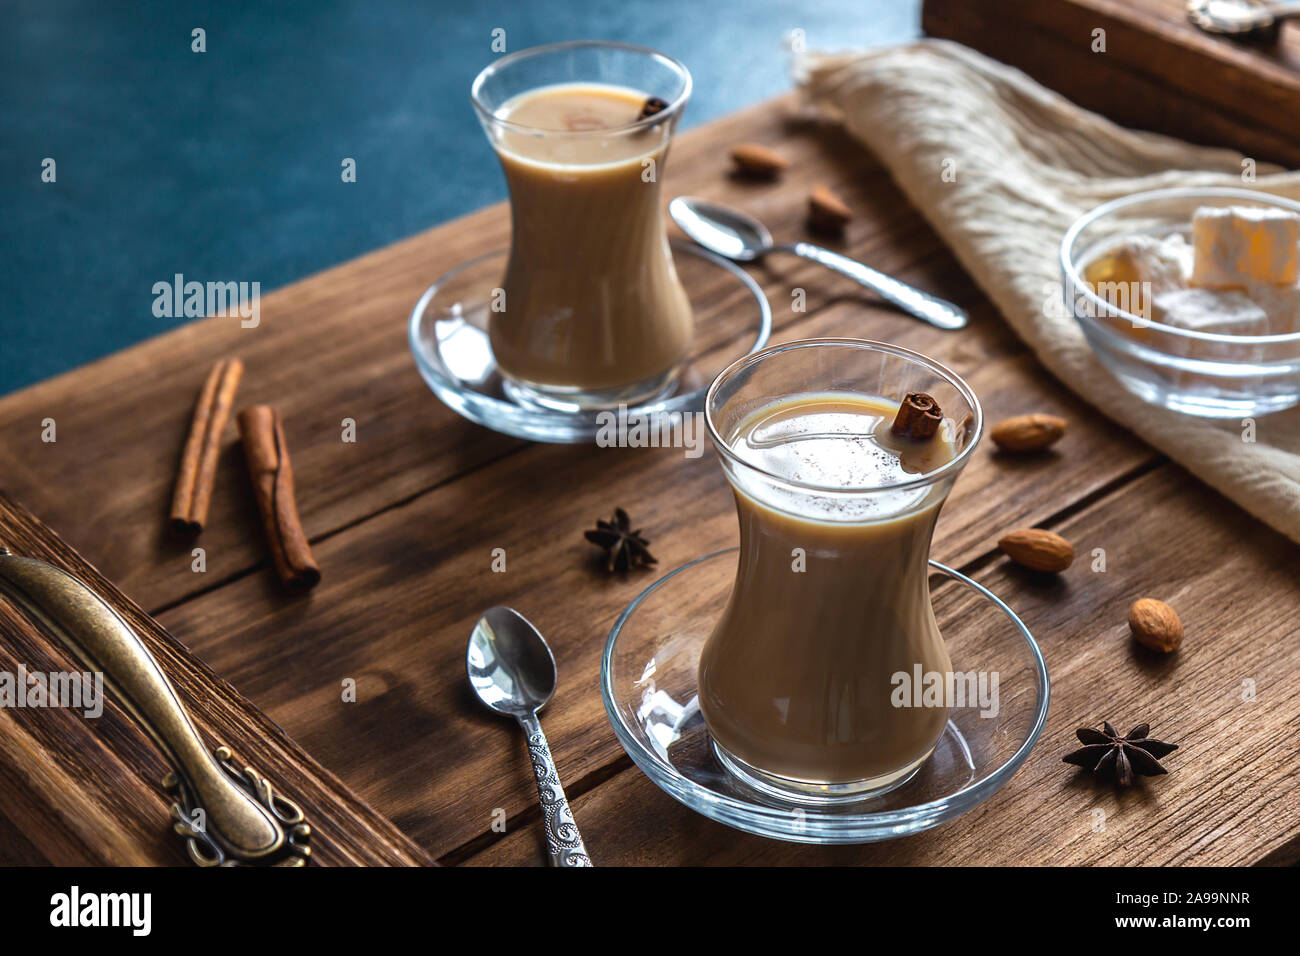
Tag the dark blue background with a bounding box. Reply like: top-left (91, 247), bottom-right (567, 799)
top-left (0, 0), bottom-right (919, 395)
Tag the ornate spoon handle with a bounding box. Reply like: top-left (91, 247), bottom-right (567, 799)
top-left (517, 713), bottom-right (591, 867)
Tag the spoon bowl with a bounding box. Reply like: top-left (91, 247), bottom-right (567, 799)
top-left (467, 606), bottom-right (557, 716)
top-left (670, 196), bottom-right (772, 261)
top-left (1187, 0), bottom-right (1299, 39)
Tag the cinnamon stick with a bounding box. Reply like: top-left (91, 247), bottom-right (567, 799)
top-left (236, 405), bottom-right (320, 592)
top-left (637, 96), bottom-right (668, 120)
top-left (170, 358), bottom-right (243, 535)
top-left (891, 392), bottom-right (943, 441)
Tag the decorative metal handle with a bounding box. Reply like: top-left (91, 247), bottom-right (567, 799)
top-left (0, 550), bottom-right (310, 866)
top-left (781, 241), bottom-right (968, 330)
top-left (517, 712), bottom-right (591, 867)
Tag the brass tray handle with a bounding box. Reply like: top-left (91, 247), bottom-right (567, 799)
top-left (0, 549), bottom-right (310, 866)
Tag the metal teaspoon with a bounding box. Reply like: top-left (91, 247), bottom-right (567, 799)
top-left (467, 606), bottom-right (592, 867)
top-left (1188, 0), bottom-right (1300, 38)
top-left (670, 195), bottom-right (968, 330)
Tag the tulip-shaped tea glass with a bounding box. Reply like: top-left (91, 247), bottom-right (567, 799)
top-left (701, 338), bottom-right (983, 802)
top-left (472, 41), bottom-right (694, 411)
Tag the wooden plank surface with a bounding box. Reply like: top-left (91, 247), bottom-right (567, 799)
top-left (2, 5), bottom-right (1298, 865)
top-left (0, 494), bottom-right (434, 866)
top-left (153, 296), bottom-right (1152, 856)
top-left (468, 465), bottom-right (1300, 866)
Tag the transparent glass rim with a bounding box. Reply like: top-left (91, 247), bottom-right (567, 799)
top-left (599, 549), bottom-right (1051, 841)
top-left (1060, 186), bottom-right (1300, 345)
top-left (704, 337), bottom-right (984, 496)
top-left (470, 39), bottom-right (692, 137)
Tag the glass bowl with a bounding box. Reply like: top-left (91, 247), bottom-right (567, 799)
top-left (600, 548), bottom-right (1050, 844)
top-left (408, 242), bottom-right (772, 442)
top-left (1061, 186), bottom-right (1300, 418)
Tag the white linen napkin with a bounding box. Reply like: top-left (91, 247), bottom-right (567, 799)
top-left (798, 39), bottom-right (1300, 544)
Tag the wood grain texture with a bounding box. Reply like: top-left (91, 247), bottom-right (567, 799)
top-left (3, 12), bottom-right (1297, 866)
top-left (468, 465), bottom-right (1300, 866)
top-left (923, 0), bottom-right (1300, 167)
top-left (0, 493), bottom-right (433, 866)
top-left (0, 97), bottom-right (933, 615)
top-left (155, 291), bottom-right (1153, 859)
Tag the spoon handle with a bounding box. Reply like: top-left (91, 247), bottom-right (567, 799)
top-left (517, 713), bottom-right (592, 867)
top-left (781, 241), bottom-right (968, 330)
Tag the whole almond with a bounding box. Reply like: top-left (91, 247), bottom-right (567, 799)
top-left (808, 185), bottom-right (852, 235)
top-left (990, 413), bottom-right (1067, 453)
top-left (730, 143), bottom-right (789, 178)
top-left (1128, 598), bottom-right (1183, 653)
top-left (998, 528), bottom-right (1074, 573)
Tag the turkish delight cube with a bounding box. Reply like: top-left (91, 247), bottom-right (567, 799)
top-left (1190, 205), bottom-right (1300, 289)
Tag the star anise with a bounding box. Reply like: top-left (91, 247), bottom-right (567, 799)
top-left (584, 508), bottom-right (657, 573)
top-left (1063, 721), bottom-right (1178, 787)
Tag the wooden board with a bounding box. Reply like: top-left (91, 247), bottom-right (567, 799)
top-left (923, 0), bottom-right (1300, 167)
top-left (153, 298), bottom-right (1152, 856)
top-left (0, 494), bottom-right (433, 866)
top-left (2, 2), bottom-right (1298, 864)
top-left (469, 465), bottom-right (1300, 866)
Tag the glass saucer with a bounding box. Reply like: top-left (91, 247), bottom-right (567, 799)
top-left (600, 549), bottom-right (1050, 844)
top-left (408, 243), bottom-right (772, 443)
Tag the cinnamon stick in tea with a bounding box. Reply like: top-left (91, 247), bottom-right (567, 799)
top-left (237, 405), bottom-right (321, 592)
top-left (170, 358), bottom-right (243, 535)
top-left (891, 392), bottom-right (943, 441)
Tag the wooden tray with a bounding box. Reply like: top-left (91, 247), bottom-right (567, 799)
top-left (0, 493), bottom-right (432, 866)
top-left (923, 0), bottom-right (1300, 167)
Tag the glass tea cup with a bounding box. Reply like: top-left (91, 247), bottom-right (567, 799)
top-left (700, 338), bottom-right (983, 802)
top-left (472, 41), bottom-right (694, 411)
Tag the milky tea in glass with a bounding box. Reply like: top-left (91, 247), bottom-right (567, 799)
top-left (700, 340), bottom-right (982, 800)
top-left (472, 42), bottom-right (694, 410)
